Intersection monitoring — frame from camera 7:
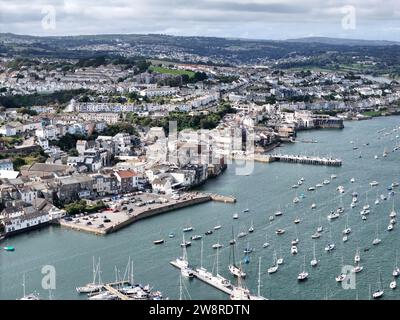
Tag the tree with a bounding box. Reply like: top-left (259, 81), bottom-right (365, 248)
top-left (13, 157), bottom-right (27, 170)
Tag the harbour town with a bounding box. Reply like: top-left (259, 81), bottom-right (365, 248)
top-left (1, 21), bottom-right (400, 302)
top-left (1, 115), bottom-right (400, 300)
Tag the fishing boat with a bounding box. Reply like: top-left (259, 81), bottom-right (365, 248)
top-left (297, 256), bottom-right (309, 281)
top-left (311, 243), bottom-right (318, 267)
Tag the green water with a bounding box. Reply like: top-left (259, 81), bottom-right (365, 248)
top-left (1, 116), bottom-right (400, 300)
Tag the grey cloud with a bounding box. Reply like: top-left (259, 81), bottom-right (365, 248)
top-left (0, 0), bottom-right (399, 40)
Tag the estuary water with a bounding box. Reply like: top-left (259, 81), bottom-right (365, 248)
top-left (1, 116), bottom-right (400, 300)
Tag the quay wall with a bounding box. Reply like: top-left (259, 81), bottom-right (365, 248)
top-left (106, 195), bottom-right (211, 234)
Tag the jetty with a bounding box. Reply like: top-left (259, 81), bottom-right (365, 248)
top-left (170, 260), bottom-right (233, 295)
top-left (209, 194), bottom-right (236, 203)
top-left (268, 154), bottom-right (342, 166)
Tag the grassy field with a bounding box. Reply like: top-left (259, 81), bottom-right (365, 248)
top-left (149, 65), bottom-right (195, 78)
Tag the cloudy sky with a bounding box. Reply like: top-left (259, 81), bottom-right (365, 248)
top-left (0, 0), bottom-right (399, 40)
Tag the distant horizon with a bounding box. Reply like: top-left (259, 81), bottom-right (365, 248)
top-left (1, 31), bottom-right (399, 44)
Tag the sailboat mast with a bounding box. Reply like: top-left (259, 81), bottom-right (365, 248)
top-left (22, 273), bottom-right (26, 297)
top-left (216, 247), bottom-right (219, 275)
top-left (92, 256), bottom-right (96, 284)
top-left (200, 239), bottom-right (203, 269)
top-left (179, 275), bottom-right (183, 301)
top-left (258, 257), bottom-right (261, 297)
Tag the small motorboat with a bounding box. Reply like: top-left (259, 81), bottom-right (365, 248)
top-left (297, 271), bottom-right (308, 281)
top-left (153, 239), bottom-right (165, 245)
top-left (205, 230), bottom-right (213, 235)
top-left (214, 225), bottom-right (222, 230)
top-left (3, 246), bottom-right (14, 252)
top-left (275, 229), bottom-right (285, 235)
top-left (191, 235), bottom-right (202, 241)
top-left (180, 241), bottom-right (192, 248)
top-left (325, 244), bottom-right (335, 252)
top-left (311, 203), bottom-right (317, 209)
top-left (168, 232), bottom-right (175, 238)
top-left (212, 243), bottom-right (223, 249)
top-left (311, 232), bottom-right (321, 239)
top-left (335, 273), bottom-right (346, 282)
top-left (291, 246), bottom-right (298, 255)
top-left (233, 213), bottom-right (239, 219)
top-left (353, 265), bottom-right (363, 273)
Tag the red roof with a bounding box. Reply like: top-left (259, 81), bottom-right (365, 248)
top-left (115, 170), bottom-right (137, 179)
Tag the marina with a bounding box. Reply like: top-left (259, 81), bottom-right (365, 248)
top-left (1, 116), bottom-right (400, 300)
